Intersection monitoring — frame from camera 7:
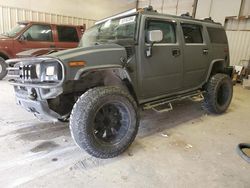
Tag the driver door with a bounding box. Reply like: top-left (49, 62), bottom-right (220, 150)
top-left (139, 18), bottom-right (183, 99)
top-left (13, 24), bottom-right (55, 56)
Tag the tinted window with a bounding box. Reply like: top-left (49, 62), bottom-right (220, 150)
top-left (207, 27), bottom-right (227, 44)
top-left (181, 24), bottom-right (203, 43)
top-left (57, 26), bottom-right (79, 42)
top-left (23, 24), bottom-right (52, 42)
top-left (146, 20), bottom-right (176, 43)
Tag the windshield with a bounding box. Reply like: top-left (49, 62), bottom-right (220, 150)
top-left (79, 15), bottom-right (137, 48)
top-left (2, 23), bottom-right (27, 37)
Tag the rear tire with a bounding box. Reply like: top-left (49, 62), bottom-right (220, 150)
top-left (202, 73), bottom-right (233, 114)
top-left (0, 57), bottom-right (7, 80)
top-left (70, 86), bottom-right (139, 158)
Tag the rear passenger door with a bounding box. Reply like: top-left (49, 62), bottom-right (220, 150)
top-left (181, 23), bottom-right (210, 89)
top-left (55, 26), bottom-right (80, 49)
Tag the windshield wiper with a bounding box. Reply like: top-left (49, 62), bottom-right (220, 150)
top-left (94, 42), bottom-right (102, 45)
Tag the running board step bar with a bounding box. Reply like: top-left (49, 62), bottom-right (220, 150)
top-left (143, 90), bottom-right (204, 112)
top-left (152, 102), bottom-right (173, 113)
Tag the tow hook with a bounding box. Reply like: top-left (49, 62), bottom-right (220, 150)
top-left (28, 88), bottom-right (37, 100)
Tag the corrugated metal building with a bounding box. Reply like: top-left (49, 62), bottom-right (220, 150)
top-left (0, 5), bottom-right (96, 34)
top-left (226, 17), bottom-right (250, 65)
top-left (225, 0), bottom-right (250, 65)
top-left (137, 0), bottom-right (195, 15)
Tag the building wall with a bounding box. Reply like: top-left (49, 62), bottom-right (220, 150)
top-left (227, 31), bottom-right (250, 65)
top-left (225, 17), bottom-right (250, 65)
top-left (137, 0), bottom-right (195, 16)
top-left (0, 5), bottom-right (96, 34)
top-left (240, 0), bottom-right (250, 16)
top-left (0, 0), bottom-right (136, 33)
top-left (0, 0), bottom-right (137, 20)
top-left (195, 0), bottom-right (242, 24)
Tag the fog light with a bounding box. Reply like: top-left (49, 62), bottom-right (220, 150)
top-left (28, 88), bottom-right (37, 100)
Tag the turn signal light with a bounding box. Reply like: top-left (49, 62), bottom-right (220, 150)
top-left (68, 61), bottom-right (86, 67)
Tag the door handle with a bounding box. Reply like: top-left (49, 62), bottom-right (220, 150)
top-left (172, 48), bottom-right (181, 57)
top-left (203, 49), bottom-right (209, 55)
top-left (50, 45), bottom-right (56, 48)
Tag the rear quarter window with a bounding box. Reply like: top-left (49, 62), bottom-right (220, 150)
top-left (181, 23), bottom-right (203, 43)
top-left (207, 27), bottom-right (227, 44)
top-left (57, 26), bottom-right (79, 42)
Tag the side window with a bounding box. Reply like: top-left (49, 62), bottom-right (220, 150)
top-left (57, 26), bottom-right (79, 42)
top-left (181, 24), bottom-right (203, 43)
top-left (207, 27), bottom-right (227, 44)
top-left (23, 24), bottom-right (52, 42)
top-left (146, 20), bottom-right (176, 43)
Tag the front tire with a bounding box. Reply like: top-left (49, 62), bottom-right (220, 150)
top-left (0, 57), bottom-right (7, 80)
top-left (70, 86), bottom-right (139, 158)
top-left (202, 73), bottom-right (233, 114)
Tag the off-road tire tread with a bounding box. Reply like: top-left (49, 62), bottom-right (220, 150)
top-left (0, 57), bottom-right (7, 80)
top-left (202, 73), bottom-right (233, 114)
top-left (69, 86), bottom-right (139, 158)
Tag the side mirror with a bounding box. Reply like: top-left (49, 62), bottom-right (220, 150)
top-left (146, 30), bottom-right (163, 57)
top-left (147, 30), bottom-right (163, 43)
top-left (18, 35), bottom-right (26, 42)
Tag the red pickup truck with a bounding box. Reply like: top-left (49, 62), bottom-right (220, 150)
top-left (0, 21), bottom-right (85, 79)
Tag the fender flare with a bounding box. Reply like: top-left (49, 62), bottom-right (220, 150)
top-left (74, 64), bottom-right (132, 82)
top-left (74, 64), bottom-right (138, 102)
top-left (0, 50), bottom-right (10, 60)
top-left (205, 59), bottom-right (226, 82)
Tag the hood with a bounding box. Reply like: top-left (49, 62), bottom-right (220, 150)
top-left (48, 43), bottom-right (127, 68)
top-left (0, 34), bottom-right (11, 39)
top-left (16, 48), bottom-right (65, 58)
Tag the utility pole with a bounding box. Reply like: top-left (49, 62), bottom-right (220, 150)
top-left (136, 0), bottom-right (139, 9)
top-left (192, 0), bottom-right (198, 18)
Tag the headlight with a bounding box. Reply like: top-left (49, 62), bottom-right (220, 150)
top-left (40, 60), bottom-right (63, 82)
top-left (46, 66), bottom-right (55, 76)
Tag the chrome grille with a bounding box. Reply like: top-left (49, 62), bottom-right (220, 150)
top-left (20, 65), bottom-right (37, 80)
top-left (8, 64), bottom-right (37, 80)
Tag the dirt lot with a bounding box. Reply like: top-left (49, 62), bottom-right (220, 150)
top-left (0, 80), bottom-right (249, 188)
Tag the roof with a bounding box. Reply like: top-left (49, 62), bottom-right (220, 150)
top-left (96, 6), bottom-right (221, 27)
top-left (17, 20), bottom-right (85, 27)
top-left (140, 7), bottom-right (222, 26)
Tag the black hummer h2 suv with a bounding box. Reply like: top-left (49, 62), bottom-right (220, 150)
top-left (7, 7), bottom-right (233, 158)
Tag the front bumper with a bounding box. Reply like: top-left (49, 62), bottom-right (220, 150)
top-left (6, 57), bottom-right (66, 121)
top-left (16, 95), bottom-right (61, 121)
top-left (14, 85), bottom-right (63, 121)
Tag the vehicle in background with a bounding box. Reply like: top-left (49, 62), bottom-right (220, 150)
top-left (0, 21), bottom-right (85, 79)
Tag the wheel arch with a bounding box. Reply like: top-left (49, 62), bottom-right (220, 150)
top-left (205, 59), bottom-right (228, 82)
top-left (75, 65), bottom-right (138, 103)
top-left (0, 51), bottom-right (10, 60)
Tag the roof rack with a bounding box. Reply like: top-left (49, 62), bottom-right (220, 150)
top-left (181, 12), bottom-right (192, 18)
top-left (203, 17), bottom-right (215, 23)
top-left (143, 6), bottom-right (157, 13)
